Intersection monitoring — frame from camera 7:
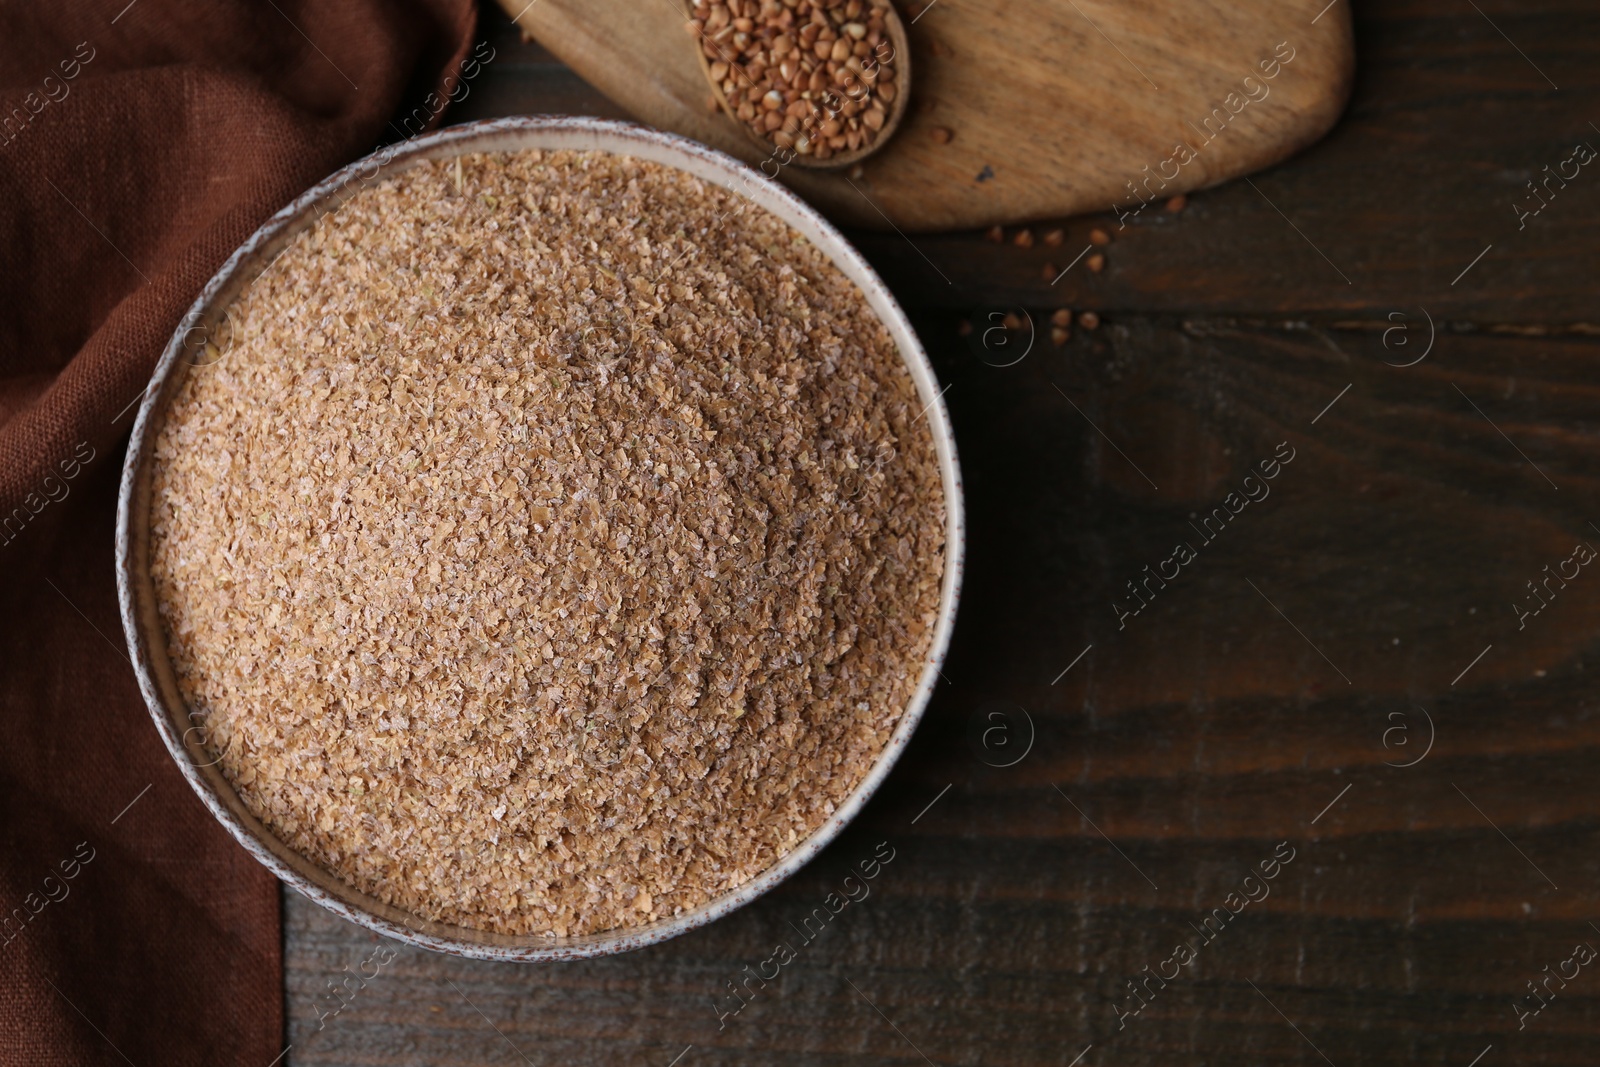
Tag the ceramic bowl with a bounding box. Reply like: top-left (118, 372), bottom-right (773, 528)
top-left (115, 116), bottom-right (963, 960)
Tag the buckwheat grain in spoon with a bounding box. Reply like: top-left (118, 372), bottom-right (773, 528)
top-left (687, 0), bottom-right (911, 169)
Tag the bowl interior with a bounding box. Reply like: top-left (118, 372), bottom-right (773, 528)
top-left (116, 117), bottom-right (963, 961)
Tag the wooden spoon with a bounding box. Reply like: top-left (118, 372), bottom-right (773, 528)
top-left (687, 0), bottom-right (911, 170)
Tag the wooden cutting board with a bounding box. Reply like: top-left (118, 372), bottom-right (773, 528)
top-left (498, 0), bottom-right (1354, 232)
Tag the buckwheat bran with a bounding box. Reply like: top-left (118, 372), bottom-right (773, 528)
top-left (148, 149), bottom-right (945, 937)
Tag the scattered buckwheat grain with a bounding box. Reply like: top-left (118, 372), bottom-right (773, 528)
top-left (148, 149), bottom-right (945, 938)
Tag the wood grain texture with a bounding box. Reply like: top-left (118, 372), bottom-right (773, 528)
top-left (849, 0), bottom-right (1600, 319)
top-left (494, 0), bottom-right (1354, 230)
top-left (286, 316), bottom-right (1600, 1066)
top-left (283, 1), bottom-right (1600, 1064)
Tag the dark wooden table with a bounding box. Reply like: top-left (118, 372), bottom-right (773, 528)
top-left (285, 1), bottom-right (1600, 1063)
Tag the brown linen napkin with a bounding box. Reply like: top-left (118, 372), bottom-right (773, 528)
top-left (0, 1), bottom-right (475, 1062)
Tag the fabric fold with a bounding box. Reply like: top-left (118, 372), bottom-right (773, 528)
top-left (0, 2), bottom-right (476, 1062)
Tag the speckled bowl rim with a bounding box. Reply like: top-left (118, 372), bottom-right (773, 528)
top-left (115, 116), bottom-right (964, 961)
